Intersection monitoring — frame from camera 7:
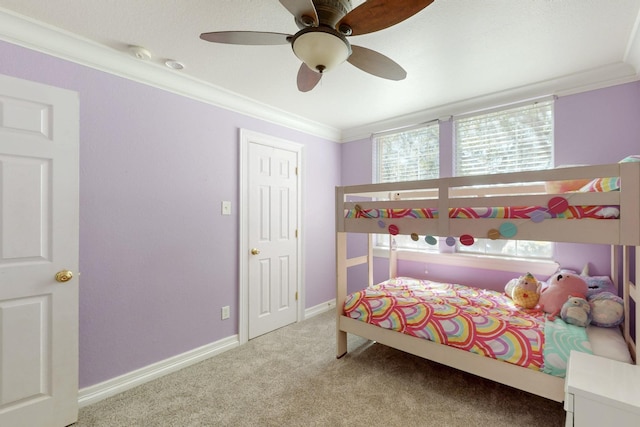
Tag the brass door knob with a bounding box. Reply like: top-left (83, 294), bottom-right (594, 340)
top-left (250, 248), bottom-right (260, 255)
top-left (55, 270), bottom-right (73, 283)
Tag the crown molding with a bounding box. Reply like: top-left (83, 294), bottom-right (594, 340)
top-left (2, 7), bottom-right (638, 145)
top-left (342, 5), bottom-right (640, 143)
top-left (624, 5), bottom-right (640, 74)
top-left (341, 61), bottom-right (639, 142)
top-left (0, 8), bottom-right (342, 142)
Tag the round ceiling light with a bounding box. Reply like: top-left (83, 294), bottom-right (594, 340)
top-left (165, 60), bottom-right (185, 70)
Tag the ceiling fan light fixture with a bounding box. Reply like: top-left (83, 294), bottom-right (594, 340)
top-left (291, 27), bottom-right (351, 73)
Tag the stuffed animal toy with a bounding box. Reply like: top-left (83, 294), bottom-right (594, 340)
top-left (560, 297), bottom-right (592, 327)
top-left (543, 271), bottom-right (625, 327)
top-left (538, 273), bottom-right (588, 320)
top-left (589, 292), bottom-right (624, 327)
top-left (505, 273), bottom-right (540, 309)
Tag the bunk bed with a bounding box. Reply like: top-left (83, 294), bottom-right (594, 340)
top-left (335, 161), bottom-right (640, 402)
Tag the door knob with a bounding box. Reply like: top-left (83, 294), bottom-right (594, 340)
top-left (55, 270), bottom-right (74, 282)
top-left (250, 248), bottom-right (260, 255)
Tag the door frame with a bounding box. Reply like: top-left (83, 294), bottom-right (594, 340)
top-left (239, 128), bottom-right (304, 344)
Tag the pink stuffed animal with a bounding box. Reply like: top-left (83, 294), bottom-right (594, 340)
top-left (538, 273), bottom-right (588, 320)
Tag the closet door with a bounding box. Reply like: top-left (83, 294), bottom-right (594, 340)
top-left (241, 129), bottom-right (301, 340)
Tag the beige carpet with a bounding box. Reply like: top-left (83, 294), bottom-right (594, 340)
top-left (76, 310), bottom-right (566, 426)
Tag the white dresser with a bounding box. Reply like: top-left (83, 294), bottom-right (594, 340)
top-left (565, 351), bottom-right (640, 426)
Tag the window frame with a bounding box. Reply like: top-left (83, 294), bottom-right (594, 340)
top-left (370, 99), bottom-right (558, 273)
top-left (373, 122), bottom-right (440, 184)
top-left (372, 122), bottom-right (440, 252)
top-left (453, 100), bottom-right (554, 259)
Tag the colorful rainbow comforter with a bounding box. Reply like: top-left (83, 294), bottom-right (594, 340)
top-left (343, 277), bottom-right (591, 376)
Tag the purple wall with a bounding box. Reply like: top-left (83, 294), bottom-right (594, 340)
top-left (342, 81), bottom-right (640, 289)
top-left (2, 37), bottom-right (637, 391)
top-left (0, 40), bottom-right (340, 388)
top-left (302, 138), bottom-right (341, 304)
top-left (554, 82), bottom-right (640, 285)
top-left (555, 82), bottom-right (640, 164)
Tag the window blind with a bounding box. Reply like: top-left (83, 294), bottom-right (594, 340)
top-left (374, 124), bottom-right (439, 183)
top-left (454, 100), bottom-right (554, 258)
top-left (373, 123), bottom-right (439, 251)
top-left (454, 101), bottom-right (553, 176)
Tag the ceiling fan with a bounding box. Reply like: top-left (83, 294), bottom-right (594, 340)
top-left (200, 0), bottom-right (434, 92)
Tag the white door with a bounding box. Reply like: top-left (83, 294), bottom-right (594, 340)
top-left (0, 74), bottom-right (79, 427)
top-left (241, 130), bottom-right (301, 340)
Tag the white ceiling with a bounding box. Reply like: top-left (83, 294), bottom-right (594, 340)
top-left (0, 0), bottom-right (639, 141)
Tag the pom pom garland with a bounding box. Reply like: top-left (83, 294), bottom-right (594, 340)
top-left (359, 196), bottom-right (571, 247)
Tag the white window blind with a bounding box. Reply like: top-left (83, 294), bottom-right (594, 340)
top-left (375, 124), bottom-right (439, 183)
top-left (373, 123), bottom-right (439, 250)
top-left (455, 101), bottom-right (554, 176)
top-left (454, 100), bottom-right (554, 258)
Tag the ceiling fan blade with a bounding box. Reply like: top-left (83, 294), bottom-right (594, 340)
top-left (347, 45), bottom-right (407, 81)
top-left (200, 31), bottom-right (291, 45)
top-left (297, 63), bottom-right (322, 92)
top-left (279, 0), bottom-right (318, 25)
top-left (337, 0), bottom-right (434, 36)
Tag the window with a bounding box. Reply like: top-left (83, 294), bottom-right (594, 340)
top-left (374, 124), bottom-right (439, 183)
top-left (454, 100), bottom-right (554, 258)
top-left (373, 123), bottom-right (439, 250)
top-left (455, 101), bottom-right (553, 176)
top-left (372, 100), bottom-right (554, 259)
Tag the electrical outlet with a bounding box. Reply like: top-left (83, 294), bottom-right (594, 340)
top-left (221, 306), bottom-right (230, 320)
top-left (221, 201), bottom-right (231, 215)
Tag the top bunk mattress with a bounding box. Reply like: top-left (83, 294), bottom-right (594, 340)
top-left (346, 205), bottom-right (620, 220)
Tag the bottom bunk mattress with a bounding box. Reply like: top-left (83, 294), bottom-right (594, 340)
top-left (343, 277), bottom-right (592, 376)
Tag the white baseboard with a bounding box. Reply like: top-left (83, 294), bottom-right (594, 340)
top-left (304, 299), bottom-right (336, 319)
top-left (78, 335), bottom-right (239, 407)
top-left (78, 300), bottom-right (337, 407)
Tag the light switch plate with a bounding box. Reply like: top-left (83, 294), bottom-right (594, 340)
top-left (221, 201), bottom-right (231, 215)
top-left (221, 306), bottom-right (230, 320)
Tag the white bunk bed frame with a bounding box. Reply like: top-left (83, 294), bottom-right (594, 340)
top-left (335, 162), bottom-right (640, 402)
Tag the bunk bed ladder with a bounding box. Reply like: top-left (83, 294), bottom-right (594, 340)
top-left (336, 186), bottom-right (376, 358)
